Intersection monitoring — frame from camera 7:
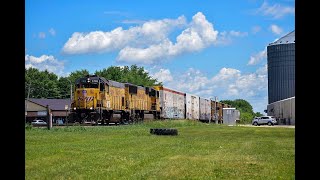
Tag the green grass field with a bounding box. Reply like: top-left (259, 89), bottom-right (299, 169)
top-left (25, 120), bottom-right (295, 179)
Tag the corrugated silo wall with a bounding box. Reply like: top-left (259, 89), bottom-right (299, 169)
top-left (159, 88), bottom-right (185, 119)
top-left (267, 43), bottom-right (295, 104)
top-left (186, 93), bottom-right (200, 120)
top-left (267, 97), bottom-right (295, 125)
top-left (199, 97), bottom-right (211, 121)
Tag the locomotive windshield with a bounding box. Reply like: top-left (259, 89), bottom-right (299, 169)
top-left (76, 78), bottom-right (99, 88)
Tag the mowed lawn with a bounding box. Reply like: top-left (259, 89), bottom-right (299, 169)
top-left (26, 120), bottom-right (295, 179)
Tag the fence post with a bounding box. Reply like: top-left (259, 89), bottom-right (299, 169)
top-left (46, 105), bottom-right (51, 130)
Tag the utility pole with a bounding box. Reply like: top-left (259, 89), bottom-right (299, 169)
top-left (25, 82), bottom-right (31, 123)
top-left (66, 79), bottom-right (72, 125)
top-left (66, 79), bottom-right (72, 102)
top-left (215, 96), bottom-right (218, 124)
top-left (209, 98), bottom-right (211, 124)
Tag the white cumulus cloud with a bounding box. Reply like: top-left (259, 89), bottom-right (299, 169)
top-left (118, 12), bottom-right (219, 63)
top-left (62, 15), bottom-right (187, 55)
top-left (270, 24), bottom-right (283, 35)
top-left (257, 1), bottom-right (295, 19)
top-left (152, 68), bottom-right (173, 83)
top-left (256, 64), bottom-right (268, 75)
top-left (117, 40), bottom-right (175, 64)
top-left (247, 48), bottom-right (267, 65)
top-left (63, 12), bottom-right (234, 64)
top-left (215, 30), bottom-right (248, 45)
top-left (62, 12), bottom-right (248, 64)
top-left (25, 54), bottom-right (65, 76)
top-left (229, 30), bottom-right (248, 37)
top-left (212, 68), bottom-right (241, 82)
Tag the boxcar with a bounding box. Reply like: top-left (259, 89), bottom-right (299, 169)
top-left (154, 86), bottom-right (185, 119)
top-left (185, 93), bottom-right (200, 120)
top-left (199, 97), bottom-right (211, 122)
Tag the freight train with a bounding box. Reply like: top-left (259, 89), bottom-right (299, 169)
top-left (69, 75), bottom-right (231, 125)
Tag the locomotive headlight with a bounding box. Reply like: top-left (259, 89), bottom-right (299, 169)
top-left (74, 107), bottom-right (76, 110)
top-left (90, 107), bottom-right (93, 110)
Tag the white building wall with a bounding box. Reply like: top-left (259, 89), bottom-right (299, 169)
top-left (267, 97), bottom-right (295, 125)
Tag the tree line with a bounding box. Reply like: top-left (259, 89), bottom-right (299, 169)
top-left (25, 65), bottom-right (162, 99)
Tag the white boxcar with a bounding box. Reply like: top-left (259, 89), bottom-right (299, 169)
top-left (267, 96), bottom-right (295, 125)
top-left (199, 97), bottom-right (211, 122)
top-left (185, 93), bottom-right (200, 120)
top-left (223, 108), bottom-right (240, 125)
top-left (158, 87), bottom-right (185, 119)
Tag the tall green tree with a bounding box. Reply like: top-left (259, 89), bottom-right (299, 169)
top-left (95, 65), bottom-right (161, 87)
top-left (220, 99), bottom-right (254, 114)
top-left (57, 77), bottom-right (72, 99)
top-left (95, 66), bottom-right (125, 82)
top-left (254, 112), bottom-right (264, 117)
top-left (25, 68), bottom-right (60, 99)
top-left (68, 69), bottom-right (90, 84)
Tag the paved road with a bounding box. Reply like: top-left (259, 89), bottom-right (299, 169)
top-left (238, 124), bottom-right (295, 128)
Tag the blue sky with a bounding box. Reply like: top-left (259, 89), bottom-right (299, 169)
top-left (25, 0), bottom-right (295, 113)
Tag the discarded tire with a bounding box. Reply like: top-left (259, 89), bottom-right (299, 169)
top-left (150, 128), bottom-right (178, 136)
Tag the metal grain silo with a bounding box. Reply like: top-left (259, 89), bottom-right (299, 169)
top-left (267, 30), bottom-right (295, 104)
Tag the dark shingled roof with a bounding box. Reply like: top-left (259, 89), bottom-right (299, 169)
top-left (28, 98), bottom-right (71, 111)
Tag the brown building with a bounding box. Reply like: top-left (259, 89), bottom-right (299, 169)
top-left (25, 98), bottom-right (71, 124)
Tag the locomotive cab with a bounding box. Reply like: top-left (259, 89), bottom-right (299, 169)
top-left (73, 75), bottom-right (106, 110)
top-left (70, 75), bottom-right (110, 124)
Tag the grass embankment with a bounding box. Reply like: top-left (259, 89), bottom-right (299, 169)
top-left (26, 120), bottom-right (295, 179)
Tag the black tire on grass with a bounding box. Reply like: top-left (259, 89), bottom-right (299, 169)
top-left (150, 128), bottom-right (178, 135)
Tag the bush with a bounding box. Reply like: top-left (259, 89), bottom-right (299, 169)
top-left (25, 123), bottom-right (32, 130)
top-left (239, 112), bottom-right (254, 124)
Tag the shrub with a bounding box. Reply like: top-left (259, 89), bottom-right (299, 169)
top-left (25, 123), bottom-right (32, 130)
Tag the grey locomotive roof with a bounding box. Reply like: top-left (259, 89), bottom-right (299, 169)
top-left (75, 75), bottom-right (107, 83)
top-left (269, 30), bottom-right (295, 46)
top-left (107, 80), bottom-right (125, 88)
top-left (124, 82), bottom-right (145, 90)
top-left (75, 75), bottom-right (125, 88)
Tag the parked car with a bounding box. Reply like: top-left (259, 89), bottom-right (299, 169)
top-left (56, 119), bottom-right (64, 125)
top-left (31, 119), bottom-right (47, 126)
top-left (252, 116), bottom-right (277, 126)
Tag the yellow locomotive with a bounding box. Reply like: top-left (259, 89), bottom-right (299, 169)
top-left (69, 75), bottom-right (160, 125)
